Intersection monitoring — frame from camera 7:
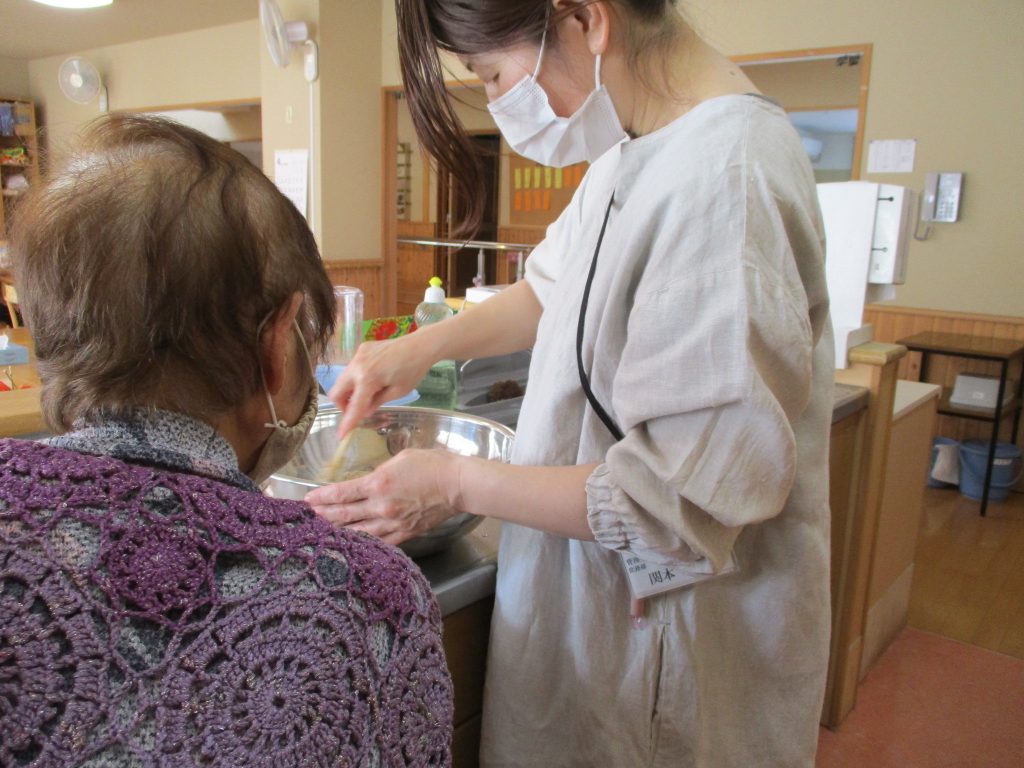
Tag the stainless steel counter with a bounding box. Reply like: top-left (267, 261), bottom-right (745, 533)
top-left (416, 516), bottom-right (500, 617)
top-left (833, 382), bottom-right (870, 424)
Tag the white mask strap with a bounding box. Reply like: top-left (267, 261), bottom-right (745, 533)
top-left (532, 23), bottom-right (548, 80)
top-left (263, 394), bottom-right (286, 430)
top-left (595, 54), bottom-right (603, 88)
top-left (257, 315), bottom-right (310, 430)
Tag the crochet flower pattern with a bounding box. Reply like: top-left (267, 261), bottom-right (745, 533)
top-left (0, 438), bottom-right (453, 767)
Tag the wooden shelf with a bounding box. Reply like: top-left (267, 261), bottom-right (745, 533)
top-left (0, 99), bottom-right (37, 243)
top-left (898, 331), bottom-right (1024, 361)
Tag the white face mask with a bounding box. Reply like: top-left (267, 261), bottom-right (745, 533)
top-left (248, 318), bottom-right (319, 486)
top-left (487, 29), bottom-right (627, 168)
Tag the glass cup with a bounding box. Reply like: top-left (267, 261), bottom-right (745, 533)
top-left (331, 285), bottom-right (364, 365)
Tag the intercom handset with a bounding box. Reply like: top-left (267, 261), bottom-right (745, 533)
top-left (921, 172), bottom-right (963, 223)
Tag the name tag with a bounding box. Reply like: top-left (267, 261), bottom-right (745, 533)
top-left (620, 551), bottom-right (739, 599)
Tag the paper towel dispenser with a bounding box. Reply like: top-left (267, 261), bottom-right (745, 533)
top-left (867, 184), bottom-right (915, 285)
top-left (817, 181), bottom-right (917, 368)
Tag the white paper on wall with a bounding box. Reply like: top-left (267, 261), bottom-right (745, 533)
top-left (867, 139), bottom-right (916, 174)
top-left (274, 149), bottom-right (309, 220)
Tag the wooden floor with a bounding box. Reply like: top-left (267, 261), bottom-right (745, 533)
top-left (908, 485), bottom-right (1024, 659)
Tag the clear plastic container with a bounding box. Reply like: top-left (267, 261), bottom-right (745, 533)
top-left (414, 277), bottom-right (457, 410)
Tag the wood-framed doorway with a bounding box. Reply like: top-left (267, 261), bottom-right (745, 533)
top-left (381, 79), bottom-right (496, 315)
top-left (381, 85), bottom-right (402, 316)
top-left (732, 43), bottom-right (873, 181)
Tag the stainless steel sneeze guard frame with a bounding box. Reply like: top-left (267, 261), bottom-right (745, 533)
top-left (396, 236), bottom-right (537, 253)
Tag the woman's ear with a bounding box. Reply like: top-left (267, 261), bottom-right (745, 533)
top-left (553, 0), bottom-right (612, 57)
top-left (260, 291), bottom-right (305, 396)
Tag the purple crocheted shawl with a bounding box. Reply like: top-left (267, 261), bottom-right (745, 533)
top-left (0, 412), bottom-right (452, 767)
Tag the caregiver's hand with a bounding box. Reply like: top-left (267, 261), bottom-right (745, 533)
top-left (330, 334), bottom-right (436, 438)
top-left (305, 448), bottom-right (462, 546)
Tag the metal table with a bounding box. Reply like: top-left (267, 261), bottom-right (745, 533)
top-left (897, 331), bottom-right (1024, 515)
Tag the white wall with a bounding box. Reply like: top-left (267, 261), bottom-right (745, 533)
top-left (259, 0), bottom-right (320, 243)
top-left (149, 107), bottom-right (261, 142)
top-left (318, 0), bottom-right (382, 262)
top-left (27, 20), bottom-right (260, 162)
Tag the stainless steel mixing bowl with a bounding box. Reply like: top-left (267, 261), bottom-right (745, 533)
top-left (266, 406), bottom-right (515, 558)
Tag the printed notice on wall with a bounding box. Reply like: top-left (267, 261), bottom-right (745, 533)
top-left (274, 149), bottom-right (309, 219)
top-left (867, 139), bottom-right (916, 174)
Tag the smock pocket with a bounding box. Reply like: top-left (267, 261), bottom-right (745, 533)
top-left (648, 624), bottom-right (666, 765)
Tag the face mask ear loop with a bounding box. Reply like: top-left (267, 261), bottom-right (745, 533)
top-left (595, 53), bottom-right (603, 89)
top-left (292, 319), bottom-right (312, 367)
top-left (532, 23), bottom-right (549, 80)
top-left (257, 313), bottom-right (289, 431)
top-left (263, 394), bottom-right (286, 431)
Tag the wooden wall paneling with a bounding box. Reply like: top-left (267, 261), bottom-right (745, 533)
top-left (864, 305), bottom-right (1024, 445)
top-left (494, 225), bottom-right (545, 286)
top-left (396, 220), bottom-right (438, 315)
top-left (380, 88), bottom-right (399, 317)
top-left (496, 226), bottom-right (546, 245)
top-left (421, 152), bottom-right (432, 223)
top-left (507, 157), bottom-right (586, 228)
top-left (322, 261), bottom-right (385, 320)
top-left (493, 254), bottom-right (511, 287)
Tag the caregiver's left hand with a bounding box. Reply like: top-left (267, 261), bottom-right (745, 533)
top-left (305, 449), bottom-right (463, 546)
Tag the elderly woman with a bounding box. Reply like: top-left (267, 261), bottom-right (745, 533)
top-left (0, 115), bottom-right (452, 767)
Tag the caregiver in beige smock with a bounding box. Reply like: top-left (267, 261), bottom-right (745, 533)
top-left (307, 1), bottom-right (834, 765)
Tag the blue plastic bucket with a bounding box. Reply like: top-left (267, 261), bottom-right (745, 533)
top-left (958, 439), bottom-right (1023, 502)
top-left (927, 436), bottom-right (960, 488)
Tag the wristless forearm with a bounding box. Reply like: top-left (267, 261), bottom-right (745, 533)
top-left (451, 456), bottom-right (598, 541)
top-left (424, 280), bottom-right (542, 363)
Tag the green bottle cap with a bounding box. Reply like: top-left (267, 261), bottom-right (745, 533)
top-left (429, 276), bottom-right (443, 288)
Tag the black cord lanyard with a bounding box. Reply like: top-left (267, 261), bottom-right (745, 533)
top-left (576, 193), bottom-right (625, 442)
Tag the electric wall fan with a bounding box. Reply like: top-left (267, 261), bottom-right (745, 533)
top-left (58, 56), bottom-right (108, 112)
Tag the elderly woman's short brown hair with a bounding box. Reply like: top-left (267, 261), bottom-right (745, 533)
top-left (10, 114), bottom-right (335, 432)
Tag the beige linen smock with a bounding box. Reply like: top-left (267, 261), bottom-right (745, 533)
top-left (480, 95), bottom-right (834, 767)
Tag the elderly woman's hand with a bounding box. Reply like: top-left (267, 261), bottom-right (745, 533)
top-left (305, 448), bottom-right (463, 546)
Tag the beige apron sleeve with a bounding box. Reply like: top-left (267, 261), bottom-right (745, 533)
top-left (523, 168), bottom-right (599, 307)
top-left (586, 265), bottom-right (812, 571)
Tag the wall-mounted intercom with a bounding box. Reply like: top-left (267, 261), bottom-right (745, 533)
top-left (914, 172), bottom-right (963, 240)
top-left (921, 172), bottom-right (963, 223)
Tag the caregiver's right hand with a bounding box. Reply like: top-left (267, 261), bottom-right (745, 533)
top-left (329, 335), bottom-right (433, 438)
